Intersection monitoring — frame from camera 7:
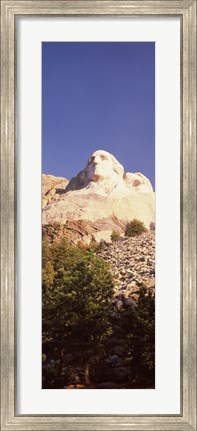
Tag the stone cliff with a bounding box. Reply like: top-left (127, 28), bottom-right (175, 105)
top-left (42, 150), bottom-right (155, 243)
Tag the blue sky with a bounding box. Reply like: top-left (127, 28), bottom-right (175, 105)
top-left (42, 42), bottom-right (155, 188)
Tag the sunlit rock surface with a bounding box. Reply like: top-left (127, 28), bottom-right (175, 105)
top-left (42, 150), bottom-right (155, 242)
top-left (42, 174), bottom-right (69, 208)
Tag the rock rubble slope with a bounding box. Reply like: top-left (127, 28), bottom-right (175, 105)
top-left (97, 231), bottom-right (155, 303)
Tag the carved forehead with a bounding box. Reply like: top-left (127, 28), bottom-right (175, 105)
top-left (90, 150), bottom-right (112, 159)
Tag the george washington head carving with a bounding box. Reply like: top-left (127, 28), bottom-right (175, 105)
top-left (86, 150), bottom-right (124, 182)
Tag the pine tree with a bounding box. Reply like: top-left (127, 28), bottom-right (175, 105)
top-left (42, 240), bottom-right (115, 387)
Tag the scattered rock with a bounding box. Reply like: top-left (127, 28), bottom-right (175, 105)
top-left (116, 300), bottom-right (123, 310)
top-left (97, 231), bottom-right (155, 300)
top-left (124, 298), bottom-right (136, 309)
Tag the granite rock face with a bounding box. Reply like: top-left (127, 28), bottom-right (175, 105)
top-left (42, 150), bottom-right (155, 241)
top-left (42, 174), bottom-right (69, 208)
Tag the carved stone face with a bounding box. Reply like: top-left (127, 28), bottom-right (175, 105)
top-left (86, 150), bottom-right (123, 182)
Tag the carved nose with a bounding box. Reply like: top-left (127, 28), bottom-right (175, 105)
top-left (94, 156), bottom-right (100, 164)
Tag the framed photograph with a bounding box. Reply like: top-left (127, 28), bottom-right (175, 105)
top-left (1, 1), bottom-right (196, 430)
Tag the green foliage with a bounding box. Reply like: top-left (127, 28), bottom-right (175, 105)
top-left (42, 238), bottom-right (155, 389)
top-left (88, 238), bottom-right (99, 252)
top-left (125, 219), bottom-right (147, 237)
top-left (111, 230), bottom-right (121, 242)
top-left (120, 286), bottom-right (155, 388)
top-left (42, 353), bottom-right (47, 362)
top-left (42, 239), bottom-right (115, 387)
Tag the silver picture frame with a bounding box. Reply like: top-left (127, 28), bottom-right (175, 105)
top-left (1, 1), bottom-right (196, 429)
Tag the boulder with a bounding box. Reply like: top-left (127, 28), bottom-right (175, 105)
top-left (42, 174), bottom-right (69, 208)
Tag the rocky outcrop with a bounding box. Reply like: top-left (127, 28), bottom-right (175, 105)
top-left (42, 150), bottom-right (155, 239)
top-left (42, 217), bottom-right (126, 245)
top-left (42, 174), bottom-right (69, 208)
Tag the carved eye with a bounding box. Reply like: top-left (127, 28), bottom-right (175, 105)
top-left (100, 155), bottom-right (108, 160)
